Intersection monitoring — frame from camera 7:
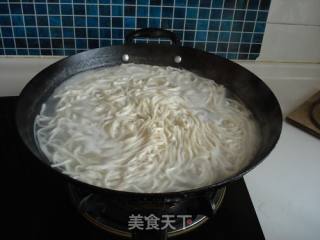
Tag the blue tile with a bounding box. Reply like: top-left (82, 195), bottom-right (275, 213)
top-left (176, 0), bottom-right (187, 6)
top-left (61, 4), bottom-right (72, 15)
top-left (186, 8), bottom-right (197, 19)
top-left (3, 38), bottom-right (15, 48)
top-left (244, 22), bottom-right (254, 32)
top-left (150, 6), bottom-right (161, 17)
top-left (174, 7), bottom-right (185, 18)
top-left (29, 49), bottom-right (40, 55)
top-left (112, 5), bottom-right (123, 16)
top-left (52, 38), bottom-right (63, 48)
top-left (37, 16), bottom-right (48, 26)
top-left (236, 0), bottom-right (247, 9)
top-left (174, 30), bottom-right (183, 40)
top-left (40, 38), bottom-right (51, 48)
top-left (206, 42), bottom-right (216, 52)
top-left (173, 19), bottom-right (184, 29)
top-left (249, 53), bottom-right (259, 59)
top-left (22, 3), bottom-right (35, 14)
top-left (39, 27), bottom-right (49, 37)
top-left (75, 28), bottom-right (86, 37)
top-left (232, 21), bottom-right (243, 31)
top-left (137, 0), bottom-right (149, 4)
top-left (209, 21), bottom-right (220, 31)
top-left (227, 53), bottom-right (238, 59)
top-left (184, 31), bottom-right (194, 40)
top-left (219, 31), bottom-right (230, 41)
top-left (2, 27), bottom-right (13, 37)
top-left (100, 5), bottom-right (110, 15)
top-left (88, 28), bottom-right (98, 38)
top-left (220, 21), bottom-right (231, 31)
top-left (248, 0), bottom-right (259, 9)
top-left (74, 0), bottom-right (85, 3)
top-left (260, 0), bottom-right (271, 10)
top-left (64, 39), bottom-right (75, 48)
top-left (161, 18), bottom-right (172, 29)
top-left (17, 49), bottom-right (28, 55)
top-left (100, 28), bottom-right (111, 38)
top-left (50, 28), bottom-right (62, 37)
top-left (239, 43), bottom-right (250, 52)
top-left (65, 49), bottom-right (75, 55)
top-left (48, 4), bottom-right (60, 14)
top-left (13, 27), bottom-right (26, 37)
top-left (185, 19), bottom-right (196, 30)
top-left (137, 17), bottom-right (147, 28)
top-left (222, 10), bottom-right (233, 20)
top-left (200, 0), bottom-right (212, 7)
top-left (199, 8), bottom-right (210, 19)
top-left (49, 16), bottom-right (61, 26)
top-left (52, 49), bottom-right (64, 55)
top-left (24, 15), bottom-right (36, 26)
top-left (187, 0), bottom-right (199, 7)
top-left (197, 20), bottom-right (209, 30)
top-left (125, 0), bottom-right (137, 4)
top-left (207, 31), bottom-right (218, 41)
top-left (0, 4), bottom-right (9, 14)
top-left (100, 16), bottom-right (111, 27)
top-left (257, 11), bottom-right (268, 21)
top-left (74, 4), bottom-right (86, 15)
top-left (125, 6), bottom-right (135, 16)
top-left (75, 16), bottom-right (86, 26)
top-left (241, 32), bottom-right (252, 42)
top-left (35, 4), bottom-right (47, 14)
top-left (26, 27), bottom-right (38, 37)
top-left (112, 39), bottom-right (124, 45)
top-left (87, 16), bottom-right (98, 27)
top-left (149, 18), bottom-right (160, 28)
top-left (195, 31), bottom-right (206, 41)
top-left (162, 0), bottom-right (174, 6)
top-left (255, 22), bottom-right (266, 32)
top-left (162, 7), bottom-right (173, 17)
top-left (87, 0), bottom-right (98, 3)
top-left (195, 42), bottom-right (205, 50)
top-left (125, 17), bottom-right (135, 28)
top-left (63, 28), bottom-right (74, 38)
top-left (0, 16), bottom-right (11, 26)
top-left (138, 6), bottom-right (148, 17)
top-left (112, 28), bottom-right (123, 38)
top-left (61, 0), bottom-right (73, 3)
top-left (253, 33), bottom-right (263, 43)
top-left (246, 10), bottom-right (257, 21)
top-left (112, 0), bottom-right (124, 4)
top-left (16, 38), bottom-right (27, 48)
top-left (5, 49), bottom-right (17, 55)
top-left (250, 43), bottom-right (261, 53)
top-left (0, 49), bottom-right (3, 55)
top-left (87, 4), bottom-right (98, 15)
top-left (224, 0), bottom-right (236, 8)
top-left (62, 16), bottom-right (73, 26)
top-left (230, 32), bottom-right (241, 42)
top-left (228, 43), bottom-right (239, 52)
top-left (99, 0), bottom-right (111, 3)
top-left (217, 42), bottom-right (227, 52)
top-left (10, 3), bottom-right (22, 14)
top-left (212, 0), bottom-right (223, 8)
top-left (234, 10), bottom-right (245, 20)
top-left (112, 17), bottom-right (123, 27)
top-left (210, 9), bottom-right (222, 19)
top-left (76, 38), bottom-right (87, 48)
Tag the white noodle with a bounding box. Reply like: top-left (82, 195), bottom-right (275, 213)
top-left (35, 64), bottom-right (259, 193)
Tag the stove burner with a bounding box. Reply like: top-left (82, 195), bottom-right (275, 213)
top-left (310, 100), bottom-right (320, 129)
top-left (68, 185), bottom-right (226, 238)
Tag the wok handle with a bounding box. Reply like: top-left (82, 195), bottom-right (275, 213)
top-left (125, 28), bottom-right (180, 45)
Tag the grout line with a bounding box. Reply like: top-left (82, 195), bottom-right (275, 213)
top-left (248, 0), bottom-right (261, 56)
top-left (7, 1), bottom-right (17, 55)
top-left (192, 0), bottom-right (201, 49)
top-left (236, 0), bottom-right (249, 59)
top-left (215, 0), bottom-right (225, 53)
top-left (226, 0), bottom-right (237, 57)
top-left (46, 2), bottom-right (53, 56)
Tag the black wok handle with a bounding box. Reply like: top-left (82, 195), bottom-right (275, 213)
top-left (125, 28), bottom-right (180, 45)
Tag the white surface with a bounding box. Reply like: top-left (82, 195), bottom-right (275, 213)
top-left (267, 0), bottom-right (320, 25)
top-left (0, 57), bottom-right (320, 239)
top-left (258, 0), bottom-right (320, 62)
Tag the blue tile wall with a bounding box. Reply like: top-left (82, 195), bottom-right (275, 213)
top-left (0, 0), bottom-right (271, 60)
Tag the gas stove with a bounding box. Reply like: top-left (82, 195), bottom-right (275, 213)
top-left (2, 97), bottom-right (264, 240)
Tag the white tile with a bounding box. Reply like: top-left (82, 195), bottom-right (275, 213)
top-left (268, 0), bottom-right (320, 25)
top-left (259, 23), bottom-right (320, 62)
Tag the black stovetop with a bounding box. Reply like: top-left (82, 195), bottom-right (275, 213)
top-left (2, 97), bottom-right (264, 240)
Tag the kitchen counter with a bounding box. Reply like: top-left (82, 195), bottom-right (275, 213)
top-left (0, 57), bottom-right (319, 239)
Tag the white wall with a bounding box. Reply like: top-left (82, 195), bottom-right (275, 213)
top-left (258, 0), bottom-right (320, 62)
